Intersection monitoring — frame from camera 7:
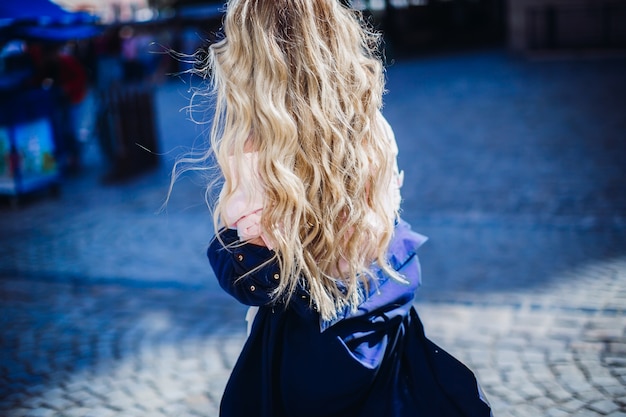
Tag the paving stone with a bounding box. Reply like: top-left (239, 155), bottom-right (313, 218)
top-left (104, 389), bottom-right (138, 410)
top-left (494, 349), bottom-right (520, 368)
top-left (79, 396), bottom-right (106, 408)
top-left (588, 399), bottom-right (621, 415)
top-left (60, 381), bottom-right (88, 394)
top-left (132, 389), bottom-right (169, 411)
top-left (559, 398), bottom-right (588, 413)
top-left (42, 395), bottom-right (74, 411)
top-left (64, 389), bottom-right (98, 405)
top-left (520, 349), bottom-right (545, 363)
top-left (524, 364), bottom-right (554, 382)
top-left (77, 407), bottom-right (117, 417)
top-left (516, 384), bottom-right (545, 400)
top-left (161, 402), bottom-right (192, 415)
top-left (530, 395), bottom-right (557, 410)
top-left (546, 408), bottom-right (571, 417)
top-left (585, 367), bottom-right (618, 381)
top-left (184, 393), bottom-right (216, 415)
top-left (493, 408), bottom-right (515, 417)
top-left (6, 409), bottom-right (36, 417)
top-left (576, 389), bottom-right (612, 404)
top-left (598, 378), bottom-right (626, 398)
top-left (605, 357), bottom-right (626, 368)
top-left (58, 407), bottom-right (98, 417)
top-left (570, 409), bottom-right (603, 417)
top-left (509, 403), bottom-right (543, 417)
top-left (541, 383), bottom-right (574, 403)
top-left (21, 408), bottom-right (57, 417)
top-left (19, 396), bottom-right (45, 410)
top-left (562, 380), bottom-right (597, 396)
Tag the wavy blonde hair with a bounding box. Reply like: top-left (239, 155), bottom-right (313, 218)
top-left (197, 0), bottom-right (398, 321)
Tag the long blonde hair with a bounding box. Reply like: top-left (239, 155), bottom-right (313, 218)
top-left (198, 0), bottom-right (398, 321)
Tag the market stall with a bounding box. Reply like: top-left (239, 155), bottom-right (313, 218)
top-left (0, 0), bottom-right (99, 203)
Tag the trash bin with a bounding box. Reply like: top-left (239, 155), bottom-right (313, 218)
top-left (96, 82), bottom-right (159, 182)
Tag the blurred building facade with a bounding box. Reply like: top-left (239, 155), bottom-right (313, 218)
top-left (54, 0), bottom-right (167, 24)
top-left (507, 0), bottom-right (626, 52)
top-left (378, 0), bottom-right (506, 53)
top-left (49, 0), bottom-right (626, 63)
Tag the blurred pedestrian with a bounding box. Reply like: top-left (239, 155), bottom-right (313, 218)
top-left (180, 1), bottom-right (492, 416)
top-left (27, 42), bottom-right (88, 174)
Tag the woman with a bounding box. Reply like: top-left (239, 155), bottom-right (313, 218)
top-left (189, 0), bottom-right (492, 415)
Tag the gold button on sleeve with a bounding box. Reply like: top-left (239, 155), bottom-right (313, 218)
top-left (236, 254), bottom-right (244, 262)
top-left (273, 273), bottom-right (279, 280)
top-left (250, 285), bottom-right (256, 292)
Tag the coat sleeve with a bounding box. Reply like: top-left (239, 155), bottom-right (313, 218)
top-left (207, 228), bottom-right (280, 306)
top-left (353, 218), bottom-right (428, 319)
top-left (319, 218), bottom-right (428, 331)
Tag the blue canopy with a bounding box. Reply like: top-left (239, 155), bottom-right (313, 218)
top-left (0, 0), bottom-right (99, 41)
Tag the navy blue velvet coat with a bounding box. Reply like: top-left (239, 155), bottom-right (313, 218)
top-left (208, 219), bottom-right (492, 417)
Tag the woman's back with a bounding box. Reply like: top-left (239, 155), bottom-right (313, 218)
top-left (206, 0), bottom-right (399, 320)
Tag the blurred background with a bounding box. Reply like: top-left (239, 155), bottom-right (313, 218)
top-left (1, 1), bottom-right (625, 417)
top-left (1, 0), bottom-right (625, 195)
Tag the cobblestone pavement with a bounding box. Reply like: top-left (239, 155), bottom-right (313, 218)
top-left (1, 50), bottom-right (626, 416)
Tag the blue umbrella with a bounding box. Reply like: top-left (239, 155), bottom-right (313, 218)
top-left (0, 0), bottom-right (99, 41)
